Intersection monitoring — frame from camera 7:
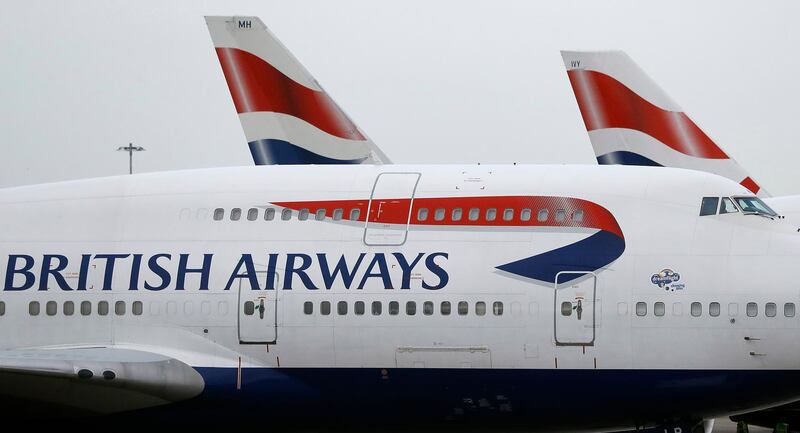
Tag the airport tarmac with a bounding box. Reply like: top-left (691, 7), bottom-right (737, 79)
top-left (714, 418), bottom-right (771, 433)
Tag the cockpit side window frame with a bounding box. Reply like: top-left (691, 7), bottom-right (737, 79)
top-left (699, 197), bottom-right (720, 216)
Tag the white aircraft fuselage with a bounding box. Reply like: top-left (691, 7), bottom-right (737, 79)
top-left (1, 164), bottom-right (800, 430)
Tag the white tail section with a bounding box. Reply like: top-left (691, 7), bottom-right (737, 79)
top-left (561, 50), bottom-right (766, 197)
top-left (205, 16), bottom-right (390, 165)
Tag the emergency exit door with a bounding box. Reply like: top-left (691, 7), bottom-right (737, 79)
top-left (554, 271), bottom-right (596, 346)
top-left (364, 172), bottom-right (421, 246)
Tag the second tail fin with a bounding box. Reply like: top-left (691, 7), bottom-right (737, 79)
top-left (561, 50), bottom-right (765, 196)
top-left (206, 16), bottom-right (390, 165)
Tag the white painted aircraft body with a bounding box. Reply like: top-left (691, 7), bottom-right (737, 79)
top-left (1, 164), bottom-right (800, 430)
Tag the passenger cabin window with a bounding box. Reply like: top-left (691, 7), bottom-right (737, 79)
top-left (355, 301), bottom-right (365, 315)
top-left (486, 208), bottom-right (497, 221)
top-left (636, 302), bottom-right (647, 316)
top-left (493, 301), bottom-right (503, 316)
top-left (475, 301), bottom-right (486, 316)
top-left (561, 301), bottom-right (572, 316)
top-left (63, 301), bottom-right (74, 316)
top-left (349, 209), bottom-right (361, 221)
top-left (654, 302), bottom-right (665, 317)
top-left (458, 301), bottom-right (468, 316)
top-left (451, 208), bottom-right (463, 221)
top-left (690, 302), bottom-right (701, 317)
top-left (406, 301), bottom-right (416, 315)
top-left (115, 301), bottom-right (126, 316)
top-left (537, 209), bottom-right (549, 222)
top-left (230, 208), bottom-right (242, 221)
top-left (0, 301), bottom-right (4, 316)
top-left (337, 301), bottom-right (347, 315)
top-left (303, 301), bottom-right (313, 315)
top-left (320, 301), bottom-right (331, 315)
top-left (371, 301), bottom-right (382, 315)
top-left (719, 198), bottom-right (738, 214)
top-left (765, 302), bottom-right (777, 318)
top-left (468, 208), bottom-right (480, 221)
top-left (29, 301), bottom-right (40, 316)
top-left (709, 302), bottom-right (721, 317)
top-left (555, 209), bottom-right (567, 222)
top-left (417, 208), bottom-right (429, 221)
top-left (434, 208), bottom-right (445, 221)
top-left (746, 302), bottom-right (758, 317)
top-left (315, 209), bottom-right (326, 221)
top-left (572, 210), bottom-right (585, 222)
top-left (332, 208), bottom-right (343, 221)
top-left (213, 208), bottom-right (224, 221)
top-left (786, 303), bottom-right (796, 317)
top-left (503, 208), bottom-right (514, 221)
top-left (298, 209), bottom-right (309, 221)
top-left (520, 208), bottom-right (532, 221)
top-left (281, 209), bottom-right (292, 221)
top-left (98, 301), bottom-right (109, 316)
top-left (132, 301), bottom-right (143, 316)
top-left (46, 301), bottom-right (57, 316)
top-left (264, 208), bottom-right (275, 221)
top-left (389, 301), bottom-right (399, 315)
top-left (81, 301), bottom-right (91, 316)
top-left (700, 197), bottom-right (720, 216)
top-left (441, 301), bottom-right (451, 315)
top-left (247, 208), bottom-right (258, 221)
top-left (423, 301), bottom-right (433, 315)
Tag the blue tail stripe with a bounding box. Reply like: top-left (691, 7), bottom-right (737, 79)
top-left (597, 151), bottom-right (663, 167)
top-left (496, 230), bottom-right (625, 283)
top-left (248, 139), bottom-right (367, 165)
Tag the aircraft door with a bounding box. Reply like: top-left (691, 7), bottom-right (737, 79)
top-left (364, 172), bottom-right (421, 246)
top-left (238, 277), bottom-right (277, 344)
top-left (554, 271), bottom-right (596, 346)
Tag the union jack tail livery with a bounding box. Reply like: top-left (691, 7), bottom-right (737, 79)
top-left (561, 50), bottom-right (767, 197)
top-left (205, 16), bottom-right (390, 165)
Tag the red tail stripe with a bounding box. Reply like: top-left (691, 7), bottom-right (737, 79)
top-left (215, 47), bottom-right (366, 141)
top-left (567, 69), bottom-right (728, 159)
top-left (273, 196), bottom-right (624, 240)
top-left (739, 177), bottom-right (761, 194)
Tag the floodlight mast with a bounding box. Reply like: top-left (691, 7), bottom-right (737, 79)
top-left (116, 143), bottom-right (145, 175)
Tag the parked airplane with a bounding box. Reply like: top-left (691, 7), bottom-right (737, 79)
top-left (561, 50), bottom-right (800, 431)
top-left (1, 162), bottom-right (800, 430)
top-left (205, 16), bottom-right (390, 165)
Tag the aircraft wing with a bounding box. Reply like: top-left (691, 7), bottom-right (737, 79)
top-left (0, 347), bottom-right (204, 414)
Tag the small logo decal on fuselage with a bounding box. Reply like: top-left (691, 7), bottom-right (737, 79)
top-left (651, 269), bottom-right (684, 292)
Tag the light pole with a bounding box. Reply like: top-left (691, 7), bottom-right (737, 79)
top-left (116, 143), bottom-right (145, 175)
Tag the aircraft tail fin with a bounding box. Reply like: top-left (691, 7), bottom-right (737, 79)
top-left (561, 50), bottom-right (766, 196)
top-left (205, 16), bottom-right (390, 165)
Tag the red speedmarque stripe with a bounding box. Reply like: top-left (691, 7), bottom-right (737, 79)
top-left (568, 69), bottom-right (728, 160)
top-left (215, 47), bottom-right (366, 141)
top-left (273, 196), bottom-right (624, 240)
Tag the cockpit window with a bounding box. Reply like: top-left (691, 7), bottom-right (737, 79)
top-left (699, 197), bottom-right (719, 216)
top-left (719, 197), bottom-right (739, 214)
top-left (733, 196), bottom-right (777, 217)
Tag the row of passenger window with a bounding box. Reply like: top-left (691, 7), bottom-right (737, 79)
top-left (213, 207), bottom-right (360, 222)
top-left (212, 206), bottom-right (586, 225)
top-left (634, 301), bottom-right (796, 318)
top-left (417, 207), bottom-right (583, 223)
top-left (301, 300), bottom-right (504, 316)
top-left (28, 301), bottom-right (143, 317)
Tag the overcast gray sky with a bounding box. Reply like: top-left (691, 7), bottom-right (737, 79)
top-left (2, 1), bottom-right (798, 195)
